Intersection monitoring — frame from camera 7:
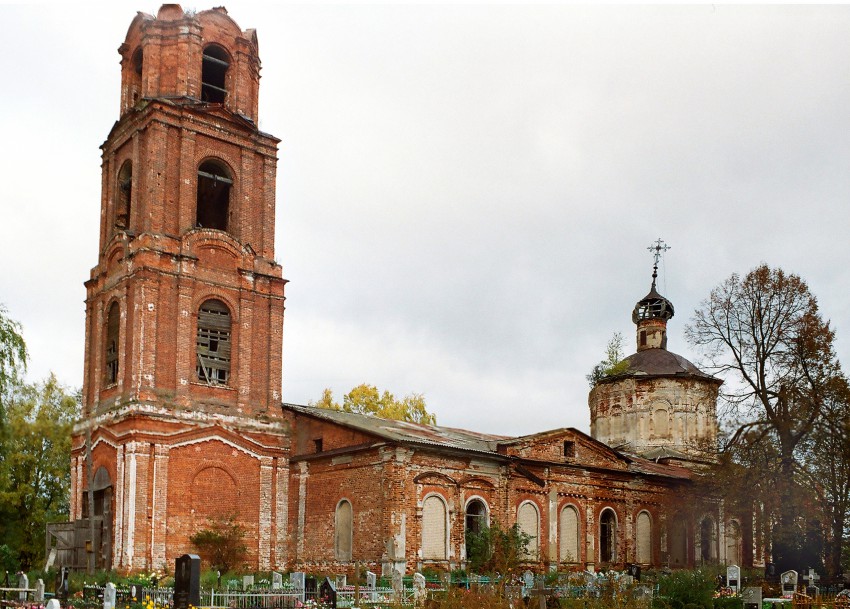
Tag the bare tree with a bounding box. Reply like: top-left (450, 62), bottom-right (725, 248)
top-left (686, 264), bottom-right (841, 570)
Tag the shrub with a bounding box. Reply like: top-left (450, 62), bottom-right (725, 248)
top-left (656, 569), bottom-right (716, 609)
top-left (189, 514), bottom-right (247, 573)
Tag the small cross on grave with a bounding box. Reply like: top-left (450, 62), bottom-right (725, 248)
top-left (527, 578), bottom-right (548, 609)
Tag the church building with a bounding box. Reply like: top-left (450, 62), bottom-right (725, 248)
top-left (59, 5), bottom-right (757, 575)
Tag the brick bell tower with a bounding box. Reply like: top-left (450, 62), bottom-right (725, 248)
top-left (68, 5), bottom-right (289, 571)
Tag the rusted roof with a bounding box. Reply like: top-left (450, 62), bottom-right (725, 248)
top-left (283, 403), bottom-right (510, 454)
top-left (606, 348), bottom-right (721, 382)
top-left (282, 404), bottom-right (692, 480)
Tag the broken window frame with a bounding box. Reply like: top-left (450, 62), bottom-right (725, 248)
top-left (104, 301), bottom-right (120, 386)
top-left (196, 299), bottom-right (232, 386)
top-left (201, 44), bottom-right (230, 104)
top-left (196, 160), bottom-right (232, 231)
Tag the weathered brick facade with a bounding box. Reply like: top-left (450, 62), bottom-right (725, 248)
top-left (69, 5), bottom-right (288, 572)
top-left (65, 5), bottom-right (755, 575)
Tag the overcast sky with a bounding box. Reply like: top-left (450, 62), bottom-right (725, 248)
top-left (1, 4), bottom-right (849, 436)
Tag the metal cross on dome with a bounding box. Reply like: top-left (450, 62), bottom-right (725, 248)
top-left (647, 238), bottom-right (671, 287)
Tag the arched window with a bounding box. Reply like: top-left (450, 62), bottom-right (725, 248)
top-left (104, 302), bottom-right (120, 385)
top-left (131, 47), bottom-right (143, 105)
top-left (422, 495), bottom-right (447, 560)
top-left (669, 517), bottom-right (687, 566)
top-left (636, 511), bottom-right (652, 564)
top-left (116, 160), bottom-right (132, 230)
top-left (517, 501), bottom-right (540, 558)
top-left (653, 407), bottom-right (669, 437)
top-left (335, 500), bottom-right (353, 561)
top-left (700, 517), bottom-right (715, 563)
top-left (464, 498), bottom-right (488, 559)
top-left (600, 508), bottom-right (617, 563)
top-left (726, 519), bottom-right (741, 565)
top-left (202, 44), bottom-right (229, 104)
top-left (196, 299), bottom-right (231, 385)
top-left (559, 505), bottom-right (579, 563)
top-left (196, 160), bottom-right (232, 231)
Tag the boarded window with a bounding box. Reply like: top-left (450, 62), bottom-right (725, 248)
top-left (335, 500), bottom-right (353, 561)
top-left (669, 518), bottom-right (687, 566)
top-left (726, 520), bottom-right (741, 565)
top-left (600, 509), bottom-right (617, 563)
top-left (104, 302), bottom-right (120, 385)
top-left (559, 505), bottom-right (579, 562)
top-left (197, 160), bottom-right (232, 231)
top-left (202, 44), bottom-right (229, 104)
top-left (517, 502), bottom-right (539, 558)
top-left (196, 299), bottom-right (231, 385)
top-left (422, 495), bottom-right (447, 560)
top-left (636, 511), bottom-right (652, 564)
top-left (116, 161), bottom-right (132, 230)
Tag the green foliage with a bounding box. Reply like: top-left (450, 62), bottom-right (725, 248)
top-left (0, 374), bottom-right (79, 570)
top-left (311, 383), bottom-right (436, 425)
top-left (0, 304), bottom-right (27, 405)
top-left (464, 520), bottom-right (533, 575)
top-left (587, 332), bottom-right (629, 387)
top-left (655, 569), bottom-right (717, 609)
top-left (189, 515), bottom-right (248, 573)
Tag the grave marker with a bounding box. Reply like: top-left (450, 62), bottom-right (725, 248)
top-left (56, 568), bottom-right (69, 604)
top-left (242, 575), bottom-right (254, 590)
top-left (272, 572), bottom-right (283, 590)
top-left (742, 586), bottom-right (762, 609)
top-left (17, 572), bottom-right (28, 601)
top-left (35, 579), bottom-right (44, 603)
top-left (46, 599), bottom-right (61, 609)
top-left (173, 554), bottom-right (201, 609)
top-left (103, 582), bottom-right (117, 609)
top-left (413, 573), bottom-right (426, 604)
top-left (527, 578), bottom-right (548, 609)
top-left (366, 571), bottom-right (377, 601)
top-left (781, 570), bottom-right (798, 597)
top-left (727, 565), bottom-right (741, 594)
top-left (391, 569), bottom-right (403, 599)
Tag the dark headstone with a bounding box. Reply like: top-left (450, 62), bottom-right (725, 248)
top-left (766, 563), bottom-right (776, 578)
top-left (319, 577), bottom-right (337, 609)
top-left (628, 564), bottom-right (642, 581)
top-left (55, 568), bottom-right (69, 603)
top-left (173, 554), bottom-right (201, 609)
top-left (305, 576), bottom-right (318, 596)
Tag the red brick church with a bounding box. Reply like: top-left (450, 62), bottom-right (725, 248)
top-left (62, 5), bottom-right (761, 575)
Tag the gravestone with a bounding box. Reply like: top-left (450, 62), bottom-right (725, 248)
top-left (242, 575), bottom-right (254, 590)
top-left (130, 585), bottom-right (138, 601)
top-left (173, 554), bottom-right (201, 609)
top-left (103, 582), bottom-right (117, 609)
top-left (17, 572), bottom-right (29, 601)
top-left (46, 599), bottom-right (61, 609)
top-left (335, 574), bottom-right (346, 589)
top-left (291, 571), bottom-right (306, 591)
top-left (766, 563), bottom-right (776, 578)
top-left (742, 586), bottom-right (762, 609)
top-left (523, 570), bottom-right (535, 590)
top-left (781, 570), bottom-right (798, 597)
top-left (35, 579), bottom-right (45, 603)
top-left (527, 578), bottom-right (548, 609)
top-left (621, 574), bottom-right (635, 587)
top-left (366, 571), bottom-right (377, 601)
top-left (413, 573), bottom-right (426, 604)
top-left (272, 572), bottom-right (283, 590)
top-left (319, 577), bottom-right (337, 609)
top-left (55, 568), bottom-right (69, 604)
top-left (628, 564), bottom-right (642, 581)
top-left (391, 569), bottom-right (403, 598)
top-left (727, 565), bottom-right (741, 594)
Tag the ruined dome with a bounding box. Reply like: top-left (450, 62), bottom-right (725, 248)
top-left (632, 285), bottom-right (674, 324)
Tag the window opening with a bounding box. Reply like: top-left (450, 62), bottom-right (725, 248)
top-left (335, 500), bottom-right (353, 561)
top-left (564, 440), bottom-right (576, 459)
top-left (314, 438), bottom-right (323, 453)
top-left (700, 517), bottom-right (714, 563)
top-left (600, 509), bottom-right (617, 563)
top-left (196, 299), bottom-right (231, 385)
top-left (116, 161), bottom-right (132, 230)
top-left (196, 161), bottom-right (232, 231)
top-left (104, 302), bottom-right (119, 385)
top-left (202, 45), bottom-right (229, 104)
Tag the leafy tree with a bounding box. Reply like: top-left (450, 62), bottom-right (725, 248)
top-left (586, 332), bottom-right (629, 387)
top-left (190, 514), bottom-right (248, 573)
top-left (311, 383), bottom-right (436, 425)
top-left (0, 304), bottom-right (27, 405)
top-left (686, 264), bottom-right (841, 571)
top-left (0, 374), bottom-right (79, 569)
top-left (464, 520), bottom-right (533, 575)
